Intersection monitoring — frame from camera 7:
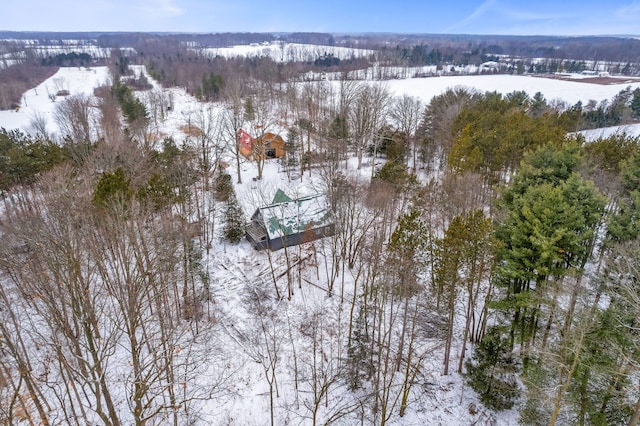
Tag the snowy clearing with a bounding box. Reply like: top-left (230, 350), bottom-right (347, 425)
top-left (578, 122), bottom-right (640, 141)
top-left (0, 66), bottom-right (110, 137)
top-left (385, 73), bottom-right (640, 107)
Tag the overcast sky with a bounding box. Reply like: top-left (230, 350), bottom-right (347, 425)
top-left (2, 0), bottom-right (640, 36)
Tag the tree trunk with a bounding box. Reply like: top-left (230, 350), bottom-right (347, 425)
top-left (629, 387), bottom-right (640, 426)
top-left (548, 331), bottom-right (584, 426)
top-left (443, 281), bottom-right (455, 375)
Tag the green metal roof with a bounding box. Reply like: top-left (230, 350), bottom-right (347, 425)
top-left (259, 192), bottom-right (333, 240)
top-left (272, 188), bottom-right (293, 204)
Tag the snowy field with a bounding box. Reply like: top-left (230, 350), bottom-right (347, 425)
top-left (3, 65), bottom-right (640, 139)
top-left (385, 73), bottom-right (640, 107)
top-left (0, 39), bottom-right (136, 58)
top-left (196, 42), bottom-right (375, 62)
top-left (0, 66), bottom-right (111, 138)
top-left (578, 122), bottom-right (640, 141)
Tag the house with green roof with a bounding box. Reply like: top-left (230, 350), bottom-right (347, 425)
top-left (245, 189), bottom-right (335, 251)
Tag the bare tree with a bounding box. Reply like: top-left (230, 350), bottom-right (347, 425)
top-left (143, 89), bottom-right (171, 130)
top-left (91, 200), bottom-right (198, 426)
top-left (390, 95), bottom-right (423, 171)
top-left (248, 92), bottom-right (277, 180)
top-left (221, 86), bottom-right (247, 184)
top-left (0, 261), bottom-right (52, 426)
top-left (348, 82), bottom-right (390, 171)
top-left (298, 304), bottom-right (363, 425)
top-left (185, 104), bottom-right (225, 251)
top-left (96, 84), bottom-right (124, 148)
top-left (238, 282), bottom-right (284, 426)
top-left (53, 93), bottom-right (100, 144)
top-left (0, 146), bottom-right (227, 425)
top-left (27, 110), bottom-right (49, 140)
top-left (299, 80), bottom-right (330, 176)
top-left (0, 179), bottom-right (122, 426)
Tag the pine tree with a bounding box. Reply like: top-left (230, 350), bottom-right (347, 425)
top-left (284, 127), bottom-right (301, 179)
top-left (346, 306), bottom-right (371, 390)
top-left (465, 326), bottom-right (520, 410)
top-left (631, 88), bottom-right (640, 119)
top-left (609, 151), bottom-right (640, 242)
top-left (213, 170), bottom-right (233, 202)
top-left (495, 144), bottom-right (606, 348)
top-left (92, 167), bottom-right (134, 209)
top-left (223, 192), bottom-right (245, 243)
top-left (244, 97), bottom-right (255, 122)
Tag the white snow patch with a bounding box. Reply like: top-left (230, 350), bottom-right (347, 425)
top-left (0, 66), bottom-right (111, 138)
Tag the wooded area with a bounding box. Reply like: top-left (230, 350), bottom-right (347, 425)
top-left (1, 32), bottom-right (640, 425)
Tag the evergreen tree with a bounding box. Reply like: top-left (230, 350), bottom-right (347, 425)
top-left (466, 326), bottom-right (520, 410)
top-left (631, 88), bottom-right (640, 119)
top-left (567, 306), bottom-right (634, 425)
top-left (448, 92), bottom-right (566, 184)
top-left (436, 214), bottom-right (465, 375)
top-left (346, 306), bottom-right (372, 390)
top-left (495, 143), bottom-right (606, 348)
top-left (244, 97), bottom-right (255, 122)
top-left (213, 170), bottom-right (233, 202)
top-left (608, 151), bottom-right (640, 242)
top-left (580, 133), bottom-right (640, 177)
top-left (200, 73), bottom-right (224, 101)
top-left (223, 192), bottom-right (245, 243)
top-left (0, 129), bottom-right (65, 191)
top-left (328, 114), bottom-right (349, 142)
top-left (528, 91), bottom-right (547, 117)
top-left (136, 173), bottom-right (177, 212)
top-left (92, 167), bottom-right (134, 210)
top-left (284, 127), bottom-right (301, 179)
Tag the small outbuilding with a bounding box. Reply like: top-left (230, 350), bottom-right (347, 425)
top-left (246, 189), bottom-right (334, 251)
top-left (238, 129), bottom-right (286, 160)
top-left (238, 129), bottom-right (253, 159)
top-left (261, 132), bottom-right (286, 159)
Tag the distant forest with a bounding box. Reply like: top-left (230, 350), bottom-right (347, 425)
top-left (2, 31), bottom-right (640, 62)
top-left (3, 31), bottom-right (640, 112)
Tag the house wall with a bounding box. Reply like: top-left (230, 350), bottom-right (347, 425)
top-left (247, 235), bottom-right (269, 250)
top-left (266, 223), bottom-right (335, 251)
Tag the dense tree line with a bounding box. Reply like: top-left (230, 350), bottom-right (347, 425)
top-left (40, 52), bottom-right (93, 67)
top-left (111, 78), bottom-right (149, 124)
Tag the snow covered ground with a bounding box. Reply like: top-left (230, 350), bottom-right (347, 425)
top-left (578, 122), bottom-right (640, 141)
top-left (0, 66), bottom-right (110, 137)
top-left (385, 73), bottom-right (640, 107)
top-left (193, 155), bottom-right (520, 425)
top-left (0, 39), bottom-right (136, 61)
top-left (196, 42), bottom-right (375, 63)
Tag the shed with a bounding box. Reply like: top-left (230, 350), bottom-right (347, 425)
top-left (238, 129), bottom-right (253, 159)
top-left (238, 129), bottom-right (286, 160)
top-left (246, 190), bottom-right (334, 251)
top-left (261, 132), bottom-right (286, 159)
